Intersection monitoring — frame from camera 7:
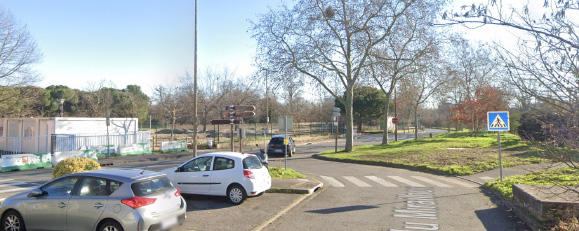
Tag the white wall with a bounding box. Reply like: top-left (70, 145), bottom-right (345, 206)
top-left (54, 117), bottom-right (138, 136)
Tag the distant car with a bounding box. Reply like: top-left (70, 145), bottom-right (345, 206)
top-left (162, 152), bottom-right (271, 205)
top-left (267, 135), bottom-right (296, 157)
top-left (0, 169), bottom-right (186, 231)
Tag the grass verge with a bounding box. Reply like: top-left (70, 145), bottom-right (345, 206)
top-left (482, 167), bottom-right (579, 199)
top-left (320, 132), bottom-right (548, 176)
top-left (483, 167), bottom-right (579, 230)
top-left (269, 167), bottom-right (307, 179)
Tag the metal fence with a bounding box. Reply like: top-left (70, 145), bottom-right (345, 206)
top-left (0, 131), bottom-right (151, 155)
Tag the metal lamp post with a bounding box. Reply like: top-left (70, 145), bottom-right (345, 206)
top-left (59, 98), bottom-right (64, 117)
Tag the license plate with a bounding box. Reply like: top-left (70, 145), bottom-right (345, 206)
top-left (275, 149), bottom-right (282, 152)
top-left (161, 217), bottom-right (178, 229)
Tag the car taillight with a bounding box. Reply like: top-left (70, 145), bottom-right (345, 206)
top-left (244, 170), bottom-right (255, 179)
top-left (121, 196), bottom-right (157, 209)
top-left (175, 188), bottom-right (181, 197)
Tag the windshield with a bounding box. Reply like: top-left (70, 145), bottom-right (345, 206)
top-left (243, 156), bottom-right (263, 169)
top-left (269, 137), bottom-right (284, 145)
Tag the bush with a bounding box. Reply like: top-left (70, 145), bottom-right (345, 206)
top-left (52, 157), bottom-right (101, 178)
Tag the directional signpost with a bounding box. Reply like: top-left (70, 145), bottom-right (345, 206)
top-left (488, 111), bottom-right (510, 181)
top-left (223, 105), bottom-right (256, 152)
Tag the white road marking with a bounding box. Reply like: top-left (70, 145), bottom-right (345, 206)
top-left (320, 176), bottom-right (345, 187)
top-left (388, 176), bottom-right (426, 187)
top-left (0, 198), bottom-right (4, 203)
top-left (364, 176), bottom-right (398, 187)
top-left (0, 187), bottom-right (33, 194)
top-left (0, 179), bottom-right (14, 183)
top-left (411, 176), bottom-right (452, 188)
top-left (343, 176), bottom-right (371, 187)
top-left (479, 176), bottom-right (494, 181)
top-left (0, 182), bottom-right (29, 188)
top-left (435, 177), bottom-right (478, 188)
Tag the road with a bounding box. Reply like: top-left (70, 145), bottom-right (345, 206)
top-left (0, 129), bottom-right (528, 230)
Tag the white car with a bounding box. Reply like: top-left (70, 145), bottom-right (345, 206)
top-left (162, 152), bottom-right (271, 205)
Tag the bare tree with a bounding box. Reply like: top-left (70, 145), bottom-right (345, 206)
top-left (154, 86), bottom-right (180, 140)
top-left (252, 0), bottom-right (416, 151)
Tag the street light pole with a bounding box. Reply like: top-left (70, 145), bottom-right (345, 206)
top-left (59, 98), bottom-right (64, 117)
top-left (192, 0), bottom-right (198, 156)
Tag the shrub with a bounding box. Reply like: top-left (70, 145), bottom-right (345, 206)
top-left (52, 157), bottom-right (100, 178)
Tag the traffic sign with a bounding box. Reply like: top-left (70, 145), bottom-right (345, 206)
top-left (222, 111), bottom-right (256, 118)
top-left (487, 111), bottom-right (509, 131)
top-left (211, 119), bottom-right (241, 125)
top-left (392, 117), bottom-right (399, 124)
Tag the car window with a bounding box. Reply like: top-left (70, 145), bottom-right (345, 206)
top-left (131, 176), bottom-right (174, 196)
top-left (213, 157), bottom-right (234, 171)
top-left (182, 156), bottom-right (213, 172)
top-left (42, 177), bottom-right (79, 197)
top-left (243, 156), bottom-right (263, 170)
top-left (77, 177), bottom-right (121, 197)
top-left (269, 138), bottom-right (284, 145)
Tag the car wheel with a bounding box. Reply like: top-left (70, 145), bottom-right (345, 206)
top-left (2, 210), bottom-right (26, 231)
top-left (98, 220), bottom-right (124, 231)
top-left (227, 184), bottom-right (247, 205)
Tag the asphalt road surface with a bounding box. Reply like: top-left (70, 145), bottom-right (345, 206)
top-left (0, 129), bottom-right (528, 230)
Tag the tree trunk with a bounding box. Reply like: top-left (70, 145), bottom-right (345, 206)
top-left (414, 104), bottom-right (418, 140)
top-left (382, 94), bottom-right (392, 145)
top-left (345, 87), bottom-right (354, 152)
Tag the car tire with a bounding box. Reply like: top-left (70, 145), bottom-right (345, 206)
top-left (2, 210), bottom-right (26, 231)
top-left (98, 220), bottom-right (124, 231)
top-left (227, 184), bottom-right (247, 205)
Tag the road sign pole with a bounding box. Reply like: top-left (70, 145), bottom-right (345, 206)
top-left (335, 117), bottom-right (338, 153)
top-left (230, 120), bottom-right (234, 152)
top-left (284, 116), bottom-right (288, 170)
top-left (498, 131), bottom-right (503, 181)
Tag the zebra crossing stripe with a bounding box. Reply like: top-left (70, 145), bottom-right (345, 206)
top-left (435, 177), bottom-right (478, 188)
top-left (0, 187), bottom-right (33, 194)
top-left (0, 179), bottom-right (14, 183)
top-left (411, 176), bottom-right (451, 188)
top-left (364, 176), bottom-right (398, 187)
top-left (387, 176), bottom-right (426, 187)
top-left (320, 176), bottom-right (345, 187)
top-left (479, 176), bottom-right (494, 181)
top-left (343, 176), bottom-right (371, 187)
top-left (0, 182), bottom-right (29, 188)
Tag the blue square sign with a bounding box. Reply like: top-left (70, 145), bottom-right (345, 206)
top-left (487, 111), bottom-right (510, 131)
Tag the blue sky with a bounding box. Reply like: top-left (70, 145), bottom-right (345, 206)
top-left (0, 0), bottom-right (284, 95)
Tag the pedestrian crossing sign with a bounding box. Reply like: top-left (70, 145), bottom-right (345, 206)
top-left (487, 111), bottom-right (509, 131)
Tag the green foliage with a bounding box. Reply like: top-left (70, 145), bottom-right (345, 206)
top-left (483, 167), bottom-right (579, 199)
top-left (269, 167), bottom-right (307, 179)
top-left (52, 157), bottom-right (101, 178)
top-left (321, 132), bottom-right (547, 175)
top-left (335, 86), bottom-right (390, 131)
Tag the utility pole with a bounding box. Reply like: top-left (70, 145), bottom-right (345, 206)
top-left (192, 0), bottom-right (198, 156)
top-left (265, 71), bottom-right (269, 154)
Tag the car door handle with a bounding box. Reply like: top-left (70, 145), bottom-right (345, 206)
top-left (93, 203), bottom-right (104, 209)
top-left (58, 202), bottom-right (67, 208)
top-left (202, 174), bottom-right (210, 177)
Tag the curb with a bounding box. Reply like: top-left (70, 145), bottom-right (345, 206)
top-left (252, 184), bottom-right (326, 231)
top-left (267, 182), bottom-right (323, 194)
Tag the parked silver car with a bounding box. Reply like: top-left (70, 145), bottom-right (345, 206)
top-left (0, 169), bottom-right (186, 231)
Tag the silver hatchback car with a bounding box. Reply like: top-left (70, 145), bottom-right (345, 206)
top-left (0, 169), bottom-right (186, 231)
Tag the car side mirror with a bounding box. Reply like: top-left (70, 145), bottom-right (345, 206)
top-left (175, 167), bottom-right (183, 172)
top-left (27, 188), bottom-right (45, 198)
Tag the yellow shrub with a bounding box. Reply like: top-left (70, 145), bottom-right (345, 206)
top-left (52, 157), bottom-right (101, 178)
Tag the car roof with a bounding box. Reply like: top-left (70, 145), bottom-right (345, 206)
top-left (271, 135), bottom-right (292, 138)
top-left (199, 152), bottom-right (255, 159)
top-left (70, 169), bottom-right (164, 183)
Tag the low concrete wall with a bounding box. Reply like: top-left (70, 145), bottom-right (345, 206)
top-left (513, 184), bottom-right (579, 230)
top-left (160, 141), bottom-right (187, 153)
top-left (0, 153), bottom-right (52, 172)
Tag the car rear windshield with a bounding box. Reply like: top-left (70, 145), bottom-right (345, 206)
top-left (131, 176), bottom-right (174, 197)
top-left (243, 156), bottom-right (263, 169)
top-left (269, 137), bottom-right (284, 144)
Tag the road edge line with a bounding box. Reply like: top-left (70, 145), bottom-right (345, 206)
top-left (251, 186), bottom-right (326, 231)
